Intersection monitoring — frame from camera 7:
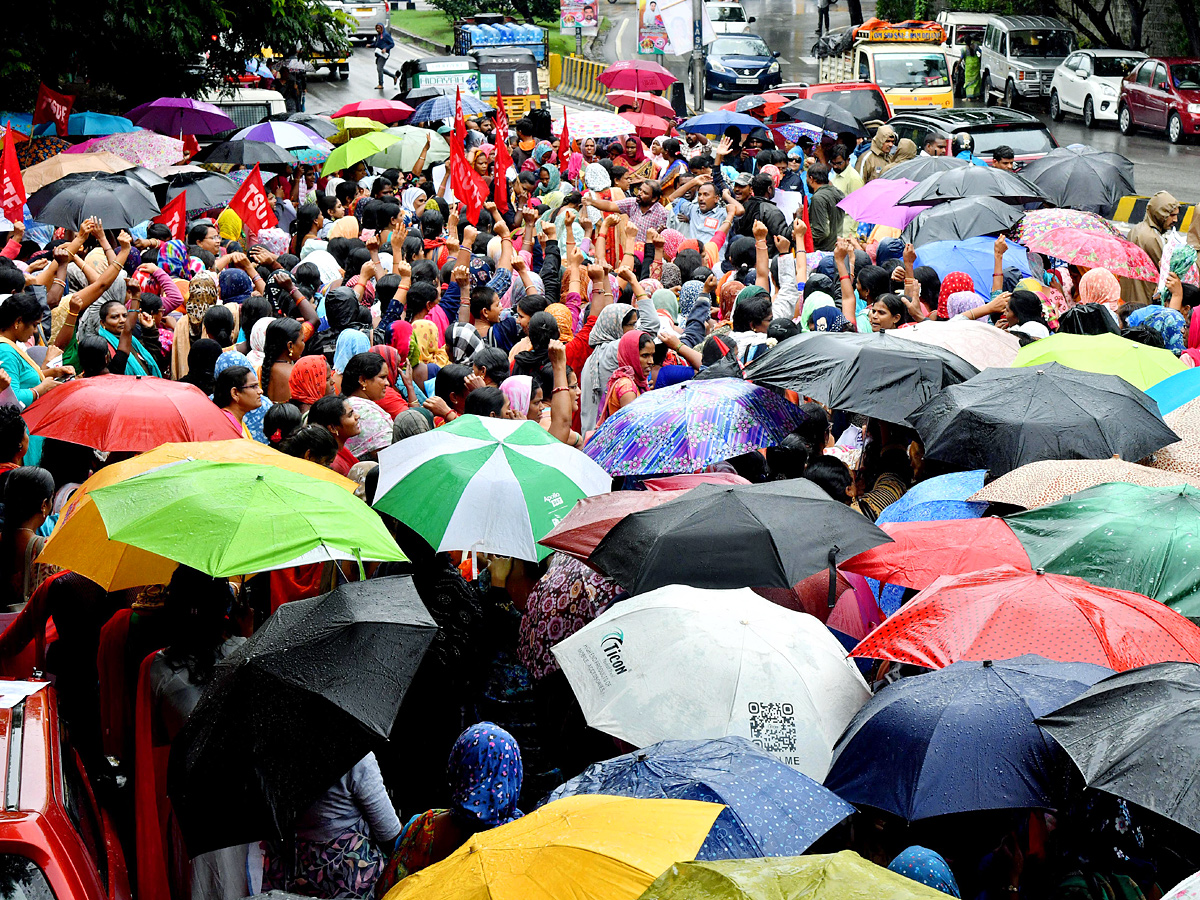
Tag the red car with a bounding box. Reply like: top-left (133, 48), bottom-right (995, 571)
top-left (0, 683), bottom-right (131, 900)
top-left (1118, 56), bottom-right (1200, 143)
top-left (774, 81), bottom-right (893, 132)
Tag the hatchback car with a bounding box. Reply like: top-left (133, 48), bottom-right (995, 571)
top-left (886, 107), bottom-right (1059, 168)
top-left (1050, 49), bottom-right (1146, 127)
top-left (1118, 57), bottom-right (1200, 143)
top-left (704, 34), bottom-right (782, 97)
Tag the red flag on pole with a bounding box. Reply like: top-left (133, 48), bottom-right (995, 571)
top-left (0, 125), bottom-right (26, 223)
top-left (32, 84), bottom-right (74, 137)
top-left (557, 106), bottom-right (571, 175)
top-left (492, 88), bottom-right (513, 215)
top-left (153, 191), bottom-right (189, 241)
top-left (227, 164), bottom-right (278, 238)
top-left (493, 89), bottom-right (510, 145)
top-left (449, 86), bottom-right (488, 225)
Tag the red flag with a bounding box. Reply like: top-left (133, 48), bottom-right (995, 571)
top-left (227, 164), bottom-right (278, 237)
top-left (491, 88), bottom-right (513, 216)
top-left (493, 89), bottom-right (510, 145)
top-left (181, 134), bottom-right (201, 160)
top-left (153, 191), bottom-right (188, 241)
top-left (557, 106), bottom-right (571, 175)
top-left (449, 87), bottom-right (488, 225)
top-left (32, 83), bottom-right (74, 137)
top-left (0, 125), bottom-right (26, 223)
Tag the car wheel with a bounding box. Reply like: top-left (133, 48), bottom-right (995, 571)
top-left (1049, 90), bottom-right (1063, 121)
top-left (1003, 79), bottom-right (1016, 108)
top-left (982, 71), bottom-right (993, 106)
top-left (1083, 96), bottom-right (1095, 128)
top-left (1169, 111), bottom-right (1184, 144)
top-left (339, 66), bottom-right (350, 80)
top-left (1118, 102), bottom-right (1136, 135)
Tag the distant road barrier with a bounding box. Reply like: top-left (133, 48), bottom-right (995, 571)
top-left (1112, 195), bottom-right (1195, 233)
top-left (554, 54), bottom-right (607, 106)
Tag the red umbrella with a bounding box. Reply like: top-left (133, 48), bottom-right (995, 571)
top-left (840, 518), bottom-right (1031, 591)
top-left (720, 92), bottom-right (790, 116)
top-left (1021, 226), bottom-right (1159, 282)
top-left (598, 60), bottom-right (677, 93)
top-left (619, 111), bottom-right (671, 139)
top-left (607, 91), bottom-right (675, 118)
top-left (330, 99), bottom-right (414, 126)
top-left (22, 375), bottom-right (242, 452)
top-left (539, 490), bottom-right (687, 560)
top-left (851, 564), bottom-right (1200, 672)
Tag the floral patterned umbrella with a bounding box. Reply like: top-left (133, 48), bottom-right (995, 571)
top-left (1022, 226), bottom-right (1159, 281)
top-left (16, 136), bottom-right (71, 168)
top-left (552, 111), bottom-right (634, 140)
top-left (89, 130), bottom-right (185, 168)
top-left (1013, 208), bottom-right (1121, 246)
top-left (969, 457), bottom-right (1200, 510)
top-left (584, 378), bottom-right (807, 476)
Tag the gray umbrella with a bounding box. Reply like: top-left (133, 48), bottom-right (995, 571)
top-left (901, 196), bottom-right (1025, 246)
top-left (26, 172), bottom-right (160, 230)
top-left (877, 155), bottom-right (970, 181)
top-left (897, 166), bottom-right (1048, 206)
top-left (165, 171), bottom-right (239, 211)
top-left (1017, 146), bottom-right (1136, 217)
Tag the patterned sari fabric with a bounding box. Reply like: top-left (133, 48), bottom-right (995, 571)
top-left (263, 826), bottom-right (387, 898)
top-left (518, 554), bottom-right (621, 680)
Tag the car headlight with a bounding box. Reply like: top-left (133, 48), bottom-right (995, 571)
top-left (768, 61), bottom-right (780, 74)
top-left (710, 61), bottom-right (729, 74)
top-left (1189, 103), bottom-right (1200, 114)
top-left (1099, 83), bottom-right (1117, 96)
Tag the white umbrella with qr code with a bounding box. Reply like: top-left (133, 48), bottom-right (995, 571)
top-left (551, 585), bottom-right (871, 780)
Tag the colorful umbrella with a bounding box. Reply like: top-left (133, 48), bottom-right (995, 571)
top-left (824, 655), bottom-right (1113, 820)
top-left (232, 121), bottom-right (331, 152)
top-left (386, 795), bottom-right (721, 900)
top-left (598, 59), bottom-right (677, 92)
top-left (88, 130), bottom-right (185, 168)
top-left (619, 110), bottom-right (670, 139)
top-left (20, 151), bottom-right (135, 193)
top-left (1164, 871), bottom-right (1200, 900)
top-left (329, 115), bottom-right (388, 145)
top-left (552, 585), bottom-right (871, 778)
top-left (15, 136), bottom-right (71, 168)
top-left (289, 146), bottom-right (331, 165)
top-left (274, 112), bottom-right (340, 138)
top-left (969, 457), bottom-right (1200, 509)
top-left (407, 92), bottom-right (491, 124)
top-left (608, 91), bottom-right (676, 117)
top-left (1012, 332), bottom-right (1186, 391)
top-left (773, 121), bottom-right (824, 144)
top-left (720, 92), bottom-right (790, 116)
top-left (545, 736), bottom-right (854, 860)
top-left (518, 554), bottom-right (623, 680)
top-left (330, 99), bottom-right (413, 125)
top-left (1150, 395), bottom-right (1200, 476)
top-left (320, 131), bottom-right (402, 176)
top-left (584, 378), bottom-right (807, 476)
top-left (874, 469), bottom-right (987, 524)
top-left (371, 126), bottom-right (450, 170)
top-left (1013, 206), bottom-right (1122, 247)
top-left (915, 236), bottom-right (1032, 299)
top-left (836, 178), bottom-right (928, 229)
top-left (551, 111), bottom-right (634, 140)
top-left (127, 97), bottom-right (237, 135)
top-left (679, 110), bottom-right (763, 134)
top-left (851, 565), bottom-right (1200, 671)
top-left (373, 414), bottom-right (611, 561)
top-left (539, 489), bottom-right (688, 560)
top-left (1146, 367), bottom-right (1200, 417)
top-left (889, 317), bottom-right (1021, 370)
top-left (1021, 226), bottom-right (1159, 281)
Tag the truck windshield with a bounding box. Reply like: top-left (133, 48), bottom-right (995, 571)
top-left (874, 53), bottom-right (950, 88)
top-left (1008, 30), bottom-right (1074, 58)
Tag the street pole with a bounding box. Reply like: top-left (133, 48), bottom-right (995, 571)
top-left (576, 22), bottom-right (583, 55)
top-left (691, 0), bottom-right (704, 110)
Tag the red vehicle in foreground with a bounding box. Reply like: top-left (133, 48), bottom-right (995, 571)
top-left (0, 682), bottom-right (130, 900)
top-left (774, 81), bottom-right (894, 132)
top-left (1118, 57), bottom-right (1200, 143)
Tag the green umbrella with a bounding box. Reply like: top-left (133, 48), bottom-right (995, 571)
top-left (1004, 482), bottom-right (1200, 614)
top-left (89, 460), bottom-right (406, 577)
top-left (320, 131), bottom-right (402, 177)
top-left (373, 414), bottom-right (611, 561)
top-left (370, 126), bottom-right (450, 170)
top-left (1012, 332), bottom-right (1185, 392)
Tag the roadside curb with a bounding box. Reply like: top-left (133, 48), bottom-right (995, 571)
top-left (389, 24), bottom-right (450, 56)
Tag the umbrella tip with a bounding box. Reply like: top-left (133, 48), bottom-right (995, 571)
top-left (1035, 567), bottom-right (1045, 575)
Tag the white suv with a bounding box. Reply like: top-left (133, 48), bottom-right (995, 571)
top-left (1049, 49), bottom-right (1146, 127)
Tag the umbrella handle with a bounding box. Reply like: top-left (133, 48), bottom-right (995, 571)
top-left (827, 545), bottom-right (840, 609)
top-left (354, 548), bottom-right (365, 582)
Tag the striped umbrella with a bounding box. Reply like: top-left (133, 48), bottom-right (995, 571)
top-left (407, 92), bottom-right (491, 124)
top-left (232, 121), bottom-right (332, 152)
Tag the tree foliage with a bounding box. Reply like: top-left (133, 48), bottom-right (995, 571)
top-left (426, 0), bottom-right (557, 29)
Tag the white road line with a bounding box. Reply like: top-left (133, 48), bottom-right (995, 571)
top-left (616, 16), bottom-right (629, 56)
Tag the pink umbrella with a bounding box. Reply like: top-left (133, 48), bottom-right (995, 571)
top-left (598, 60), bottom-right (677, 93)
top-left (1023, 226), bottom-right (1160, 281)
top-left (64, 137), bottom-right (104, 155)
top-left (837, 178), bottom-right (930, 229)
top-left (619, 111), bottom-right (670, 139)
top-left (607, 90), bottom-right (675, 117)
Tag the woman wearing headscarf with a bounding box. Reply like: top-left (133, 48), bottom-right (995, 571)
top-left (367, 344), bottom-right (411, 418)
top-left (246, 316), bottom-right (270, 371)
top-left (937, 272), bottom-right (975, 319)
top-left (309, 287), bottom-right (365, 366)
top-left (808, 305), bottom-right (850, 332)
top-left (536, 163), bottom-right (561, 197)
top-left (217, 268), bottom-right (254, 306)
top-left (500, 374), bottom-right (536, 421)
top-left (598, 330), bottom-right (653, 425)
top-left (1127, 303), bottom-right (1187, 355)
top-left (171, 273), bottom-right (219, 380)
top-left (888, 847), bottom-right (961, 898)
top-left (333, 329), bottom-right (370, 377)
top-left (1077, 267), bottom-right (1123, 312)
top-left (579, 302), bottom-right (636, 432)
top-left (340, 353), bottom-right (394, 460)
top-left (288, 355), bottom-right (333, 415)
top-left (544, 303), bottom-right (575, 342)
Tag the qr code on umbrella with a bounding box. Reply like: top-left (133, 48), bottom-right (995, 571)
top-left (748, 701), bottom-right (796, 754)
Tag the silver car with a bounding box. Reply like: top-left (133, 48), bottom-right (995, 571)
top-left (980, 15), bottom-right (1076, 108)
top-left (324, 0), bottom-right (389, 42)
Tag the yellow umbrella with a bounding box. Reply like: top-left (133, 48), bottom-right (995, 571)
top-left (384, 795), bottom-right (724, 900)
top-left (330, 115), bottom-right (387, 145)
top-left (39, 440), bottom-right (353, 590)
top-left (21, 151), bottom-right (136, 193)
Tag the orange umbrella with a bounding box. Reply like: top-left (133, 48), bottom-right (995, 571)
top-left (619, 111), bottom-right (670, 139)
top-left (607, 90), bottom-right (675, 118)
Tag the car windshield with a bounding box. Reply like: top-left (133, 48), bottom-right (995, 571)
top-left (1093, 56), bottom-right (1143, 77)
top-left (711, 37), bottom-right (771, 56)
top-left (819, 89), bottom-right (889, 124)
top-left (709, 5), bottom-right (747, 21)
top-left (1009, 30), bottom-right (1075, 58)
top-left (873, 54), bottom-right (950, 88)
top-left (1171, 63), bottom-right (1200, 88)
top-left (971, 127), bottom-right (1057, 155)
top-left (954, 25), bottom-right (986, 45)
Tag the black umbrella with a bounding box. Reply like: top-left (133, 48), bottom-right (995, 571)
top-left (26, 171), bottom-right (160, 230)
top-left (1037, 661), bottom-right (1200, 835)
top-left (743, 331), bottom-right (978, 425)
top-left (589, 479), bottom-right (891, 595)
top-left (896, 166), bottom-right (1048, 206)
top-left (877, 155), bottom-right (970, 181)
top-left (775, 98), bottom-right (868, 138)
top-left (398, 86), bottom-right (450, 104)
top-left (117, 166), bottom-right (168, 190)
top-left (1016, 147), bottom-right (1137, 218)
top-left (909, 363), bottom-right (1180, 478)
top-left (901, 196), bottom-right (1024, 246)
top-left (193, 139), bottom-right (297, 170)
top-left (266, 111), bottom-right (339, 139)
top-left (165, 170), bottom-right (239, 210)
top-left (167, 576), bottom-right (437, 854)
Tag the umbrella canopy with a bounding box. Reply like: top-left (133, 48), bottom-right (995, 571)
top-left (15, 136), bottom-right (71, 168)
top-left (88, 130), bottom-right (185, 168)
top-left (552, 111), bottom-right (634, 140)
top-left (19, 151), bottom-right (135, 193)
top-left (168, 576), bottom-right (437, 853)
top-left (539, 489), bottom-right (688, 560)
top-left (273, 112), bottom-right (340, 138)
top-left (610, 91), bottom-right (677, 117)
top-left (719, 92), bottom-right (789, 116)
top-left (232, 121), bottom-right (331, 152)
top-left (26, 171), bottom-right (159, 229)
top-left (889, 317), bottom-right (1021, 370)
top-left (679, 110), bottom-right (764, 134)
top-left (743, 331), bottom-right (978, 425)
top-left (850, 565), bottom-right (1200, 671)
top-left (619, 111), bottom-right (670, 139)
top-left (898, 165), bottom-right (1048, 206)
top-left (901, 195), bottom-right (1024, 246)
top-left (874, 469), bottom-right (987, 525)
top-left (775, 98), bottom-right (868, 137)
top-left (1012, 332), bottom-right (1186, 391)
top-left (1164, 871), bottom-right (1200, 900)
top-left (841, 519), bottom-right (1033, 591)
top-left (878, 155), bottom-right (970, 181)
top-left (1037, 661), bottom-right (1200, 835)
top-left (387, 794), bottom-right (721, 900)
top-left (1012, 207), bottom-right (1122, 246)
top-left (407, 92), bottom-right (491, 124)
top-left (909, 363), bottom-right (1180, 478)
top-left (1151, 395), bottom-right (1200, 476)
top-left (165, 170), bottom-right (237, 209)
top-left (330, 99), bottom-right (413, 125)
top-left (321, 131), bottom-right (402, 176)
top-left (128, 97), bottom-right (237, 135)
top-left (1146, 367), bottom-right (1200, 416)
top-left (552, 585), bottom-right (871, 777)
top-left (589, 479), bottom-right (891, 594)
top-left (1004, 482), bottom-right (1200, 614)
top-left (836, 178), bottom-right (928, 229)
top-left (63, 112), bottom-right (135, 136)
top-left (396, 86), bottom-right (450, 104)
top-left (1021, 226), bottom-right (1159, 281)
top-left (598, 59), bottom-right (677, 92)
top-left (191, 139), bottom-right (296, 170)
top-left (915, 236), bottom-right (1032, 297)
top-left (329, 115), bottom-right (388, 144)
top-left (373, 414), bottom-right (611, 561)
top-left (584, 378), bottom-right (807, 476)
top-left (824, 655), bottom-right (1113, 820)
top-left (371, 126), bottom-right (450, 169)
top-left (969, 457), bottom-right (1200, 509)
top-left (637, 851), bottom-right (953, 900)
top-left (1017, 146), bottom-right (1136, 217)
top-left (544, 736), bottom-right (854, 860)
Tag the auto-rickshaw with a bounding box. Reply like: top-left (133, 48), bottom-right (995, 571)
top-left (396, 56), bottom-right (483, 98)
top-left (469, 47), bottom-right (548, 117)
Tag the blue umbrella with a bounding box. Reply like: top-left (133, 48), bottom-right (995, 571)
top-left (1145, 367), bottom-right (1200, 416)
top-left (408, 93), bottom-right (491, 124)
top-left (543, 736), bottom-right (854, 860)
top-left (824, 655), bottom-right (1113, 821)
top-left (0, 112), bottom-right (33, 135)
top-left (679, 111), bottom-right (763, 134)
top-left (916, 236), bottom-right (1032, 301)
top-left (875, 470), bottom-right (988, 525)
top-left (35, 112), bottom-right (135, 136)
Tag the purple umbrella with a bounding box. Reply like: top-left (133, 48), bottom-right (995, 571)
top-left (231, 121), bottom-right (332, 152)
top-left (127, 98), bottom-right (237, 136)
top-left (837, 178), bottom-right (929, 230)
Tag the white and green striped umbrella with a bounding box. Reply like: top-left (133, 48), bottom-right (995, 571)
top-left (373, 415), bottom-right (612, 561)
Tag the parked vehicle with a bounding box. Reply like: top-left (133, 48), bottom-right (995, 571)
top-left (1118, 57), bottom-right (1200, 143)
top-left (1050, 49), bottom-right (1146, 127)
top-left (980, 16), bottom-right (1076, 108)
top-left (707, 1), bottom-right (755, 34)
top-left (469, 47), bottom-right (548, 117)
top-left (705, 34), bottom-right (782, 97)
top-left (197, 87), bottom-right (287, 130)
top-left (817, 20), bottom-right (955, 110)
top-left (775, 81), bottom-right (892, 131)
top-left (886, 107), bottom-right (1059, 168)
top-left (396, 56), bottom-right (483, 98)
top-left (324, 0), bottom-right (389, 42)
top-left (454, 14), bottom-right (548, 64)
top-left (934, 11), bottom-right (993, 98)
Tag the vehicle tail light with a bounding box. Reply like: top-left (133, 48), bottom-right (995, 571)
top-left (1017, 71), bottom-right (1026, 81)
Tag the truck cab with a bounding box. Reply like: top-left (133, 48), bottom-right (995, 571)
top-left (818, 20), bottom-right (956, 110)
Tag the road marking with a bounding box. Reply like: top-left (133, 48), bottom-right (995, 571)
top-left (616, 16), bottom-right (629, 56)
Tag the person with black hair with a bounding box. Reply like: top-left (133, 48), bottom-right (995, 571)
top-left (765, 433), bottom-right (810, 481)
top-left (280, 424), bottom-right (339, 467)
top-left (0, 466), bottom-right (55, 610)
top-left (202, 305), bottom-right (235, 349)
top-left (1000, 289), bottom-right (1050, 341)
top-left (806, 163), bottom-right (844, 252)
top-left (0, 291), bottom-right (74, 408)
top-left (292, 202), bottom-right (324, 257)
top-left (309, 394), bottom-right (362, 475)
top-left (339, 352), bottom-right (393, 460)
top-left (472, 347), bottom-right (510, 386)
top-left (868, 292), bottom-right (913, 332)
top-left (463, 385), bottom-right (510, 418)
top-left (804, 456), bottom-right (855, 504)
top-left (511, 311), bottom-right (558, 377)
top-left (0, 406), bottom-right (27, 477)
top-left (187, 223), bottom-right (219, 256)
top-left (212, 365), bottom-right (262, 438)
top-left (733, 173), bottom-right (787, 243)
top-left (94, 297), bottom-right (162, 377)
top-left (260, 318), bottom-right (305, 403)
top-left (263, 402), bottom-right (303, 450)
top-left (424, 363), bottom-right (473, 423)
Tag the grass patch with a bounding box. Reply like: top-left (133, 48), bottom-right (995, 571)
top-left (391, 9), bottom-right (605, 58)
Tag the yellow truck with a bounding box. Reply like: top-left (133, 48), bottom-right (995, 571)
top-left (817, 20), bottom-right (956, 110)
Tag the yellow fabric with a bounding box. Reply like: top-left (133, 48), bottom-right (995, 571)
top-left (328, 216), bottom-right (361, 240)
top-left (384, 795), bottom-right (723, 900)
top-left (218, 207), bottom-right (244, 242)
top-left (412, 319), bottom-right (449, 366)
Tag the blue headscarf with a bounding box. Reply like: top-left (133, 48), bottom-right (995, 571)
top-left (447, 722), bottom-right (523, 830)
top-left (215, 350), bottom-right (272, 444)
top-left (808, 305), bottom-right (849, 333)
top-left (888, 847), bottom-right (961, 898)
top-left (219, 268), bottom-right (254, 304)
top-left (333, 328), bottom-right (370, 372)
top-left (1126, 305), bottom-right (1187, 356)
top-left (679, 281), bottom-right (703, 321)
top-left (876, 238), bottom-right (905, 266)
